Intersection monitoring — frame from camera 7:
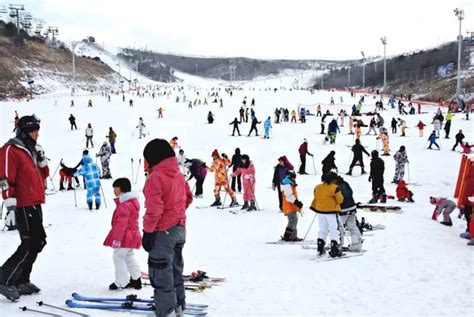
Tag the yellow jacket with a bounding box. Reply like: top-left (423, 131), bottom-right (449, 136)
top-left (310, 183), bottom-right (343, 214)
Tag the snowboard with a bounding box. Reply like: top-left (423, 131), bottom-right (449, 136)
top-left (266, 239), bottom-right (317, 245)
top-left (357, 204), bottom-right (402, 213)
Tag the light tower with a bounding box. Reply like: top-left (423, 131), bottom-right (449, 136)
top-left (361, 51), bottom-right (366, 88)
top-left (454, 8), bottom-right (464, 97)
top-left (380, 36), bottom-right (387, 91)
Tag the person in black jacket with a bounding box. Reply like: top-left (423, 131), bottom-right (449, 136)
top-left (346, 139), bottom-right (370, 175)
top-left (391, 118), bottom-right (397, 134)
top-left (368, 150), bottom-right (386, 203)
top-left (336, 176), bottom-right (362, 251)
top-left (185, 158), bottom-right (206, 197)
top-left (229, 118), bottom-right (241, 136)
top-left (452, 129), bottom-right (465, 151)
top-left (69, 114), bottom-right (77, 130)
top-left (229, 148), bottom-right (242, 192)
top-left (321, 151), bottom-right (337, 176)
top-left (239, 107), bottom-right (245, 122)
top-left (248, 116), bottom-right (261, 136)
top-left (272, 156), bottom-right (294, 211)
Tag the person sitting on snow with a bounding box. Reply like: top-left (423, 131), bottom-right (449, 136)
top-left (396, 180), bottom-right (414, 202)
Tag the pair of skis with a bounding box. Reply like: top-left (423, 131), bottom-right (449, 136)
top-left (130, 158), bottom-right (141, 185)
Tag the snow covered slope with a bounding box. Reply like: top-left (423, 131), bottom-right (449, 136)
top-left (0, 87), bottom-right (472, 316)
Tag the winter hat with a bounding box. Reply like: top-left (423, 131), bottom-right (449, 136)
top-left (330, 150), bottom-right (335, 156)
top-left (400, 146), bottom-right (406, 152)
top-left (17, 115), bottom-right (40, 135)
top-left (211, 149), bottom-right (219, 158)
top-left (112, 178), bottom-right (131, 193)
top-left (143, 138), bottom-right (176, 168)
top-left (371, 150), bottom-right (379, 159)
top-left (82, 149), bottom-right (89, 156)
top-left (303, 138), bottom-right (308, 142)
top-left (235, 148), bottom-right (241, 155)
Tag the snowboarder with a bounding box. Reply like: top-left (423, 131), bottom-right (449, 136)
top-left (263, 116), bottom-right (272, 139)
top-left (398, 118), bottom-right (407, 137)
top-left (392, 146), bottom-right (408, 184)
top-left (291, 109), bottom-right (297, 123)
top-left (366, 117), bottom-right (378, 135)
top-left (97, 142), bottom-right (112, 179)
top-left (239, 107), bottom-right (245, 122)
top-left (104, 178), bottom-right (142, 290)
top-left (75, 154), bottom-right (102, 210)
top-left (69, 114), bottom-right (77, 130)
top-left (137, 118), bottom-right (147, 139)
top-left (141, 138), bottom-right (193, 317)
top-left (229, 148), bottom-right (242, 192)
top-left (321, 151), bottom-right (337, 176)
top-left (396, 180), bottom-right (414, 202)
top-left (107, 127), bottom-right (117, 154)
top-left (427, 131), bottom-right (440, 150)
top-left (298, 139), bottom-right (313, 175)
top-left (229, 118), bottom-right (241, 136)
top-left (233, 154), bottom-right (257, 211)
top-left (208, 149), bottom-right (238, 207)
top-left (310, 171), bottom-right (344, 257)
top-left (248, 116), bottom-right (261, 136)
top-left (327, 119), bottom-right (340, 144)
top-left (280, 170), bottom-right (303, 241)
top-left (207, 111), bottom-right (214, 124)
top-left (272, 156), bottom-right (294, 211)
top-left (346, 139), bottom-right (370, 175)
top-left (452, 129), bottom-right (465, 151)
top-left (368, 150), bottom-right (386, 203)
top-left (430, 196), bottom-right (456, 226)
top-left (336, 176), bottom-right (362, 251)
top-left (0, 115), bottom-right (49, 300)
top-left (85, 123), bottom-right (94, 148)
top-left (433, 117), bottom-right (442, 137)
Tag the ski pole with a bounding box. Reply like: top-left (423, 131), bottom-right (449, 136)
top-left (131, 158), bottom-right (135, 183)
top-left (100, 182), bottom-right (108, 208)
top-left (407, 162), bottom-right (410, 184)
top-left (37, 301), bottom-right (89, 316)
top-left (19, 306), bottom-right (60, 316)
top-left (302, 213), bottom-right (317, 241)
top-left (247, 179), bottom-right (260, 211)
top-left (311, 156), bottom-right (316, 175)
top-left (47, 176), bottom-right (56, 191)
top-left (134, 158), bottom-right (142, 185)
top-left (73, 181), bottom-right (77, 207)
top-left (51, 160), bottom-right (62, 180)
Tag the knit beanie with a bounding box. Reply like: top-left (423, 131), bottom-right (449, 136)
top-left (143, 138), bottom-right (176, 168)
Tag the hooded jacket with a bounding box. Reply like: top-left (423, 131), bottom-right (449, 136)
top-left (310, 183), bottom-right (343, 214)
top-left (75, 155), bottom-right (101, 189)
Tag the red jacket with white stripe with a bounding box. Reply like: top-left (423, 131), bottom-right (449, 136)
top-left (0, 138), bottom-right (48, 207)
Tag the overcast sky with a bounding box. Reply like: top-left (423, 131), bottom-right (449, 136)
top-left (1, 0), bottom-right (472, 60)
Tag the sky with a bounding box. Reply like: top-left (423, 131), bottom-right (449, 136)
top-left (1, 0), bottom-right (472, 60)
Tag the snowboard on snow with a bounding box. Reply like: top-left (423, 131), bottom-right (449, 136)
top-left (357, 204), bottom-right (402, 213)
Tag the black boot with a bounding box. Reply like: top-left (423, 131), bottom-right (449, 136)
top-left (247, 201), bottom-right (257, 211)
top-left (241, 201), bottom-right (249, 210)
top-left (345, 169), bottom-right (352, 176)
top-left (317, 238), bottom-right (326, 256)
top-left (229, 196), bottom-right (239, 207)
top-left (17, 282), bottom-right (41, 295)
top-left (210, 197), bottom-right (222, 207)
top-left (88, 202), bottom-right (93, 211)
top-left (129, 277), bottom-right (142, 290)
top-left (59, 182), bottom-right (65, 191)
top-left (96, 203), bottom-right (100, 210)
top-left (282, 227), bottom-right (294, 241)
top-left (329, 240), bottom-right (343, 258)
top-left (380, 194), bottom-right (387, 203)
top-left (67, 183), bottom-right (73, 190)
top-left (368, 194), bottom-right (378, 204)
top-left (361, 168), bottom-right (367, 174)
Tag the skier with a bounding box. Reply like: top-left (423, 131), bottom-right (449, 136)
top-left (229, 148), bottom-right (242, 193)
top-left (141, 138), bottom-right (193, 317)
top-left (0, 115), bottom-right (49, 300)
top-left (229, 118), bottom-right (241, 136)
top-left (247, 116), bottom-right (261, 136)
top-left (97, 142), bottom-right (112, 179)
top-left (330, 96), bottom-right (335, 105)
top-left (59, 160), bottom-right (79, 190)
top-left (207, 111), bottom-right (214, 124)
top-left (368, 150), bottom-right (386, 203)
top-left (157, 107), bottom-right (164, 118)
top-left (69, 114), bottom-right (77, 130)
top-left (272, 156), bottom-right (294, 211)
top-left (416, 120), bottom-right (426, 137)
top-left (177, 149), bottom-right (188, 176)
top-left (430, 196), bottom-right (456, 226)
top-left (391, 118), bottom-right (397, 134)
top-left (398, 118), bottom-right (407, 136)
top-left (129, 99), bottom-right (134, 107)
top-left (208, 149), bottom-right (239, 207)
top-left (396, 180), bottom-right (414, 202)
top-left (233, 154), bottom-right (257, 211)
top-left (263, 116), bottom-right (272, 139)
top-left (392, 146), bottom-right (408, 184)
top-left (349, 116), bottom-right (354, 134)
top-left (107, 127), bottom-right (117, 154)
top-left (346, 139), bottom-right (370, 175)
top-left (85, 123), bottom-right (94, 148)
top-left (452, 129), bottom-right (465, 151)
top-left (444, 111), bottom-right (453, 138)
top-left (12, 111), bottom-right (19, 132)
top-left (75, 154), bottom-right (102, 210)
top-left (461, 142), bottom-right (474, 154)
top-left (427, 131), bottom-right (440, 150)
top-left (321, 151), bottom-right (337, 176)
top-left (310, 171), bottom-right (344, 257)
top-left (104, 178), bottom-right (142, 290)
top-left (327, 119), bottom-right (340, 144)
top-left (336, 176), bottom-right (362, 251)
top-left (291, 109), bottom-right (297, 123)
top-left (88, 98), bottom-right (93, 107)
top-left (366, 117), bottom-right (378, 135)
top-left (137, 118), bottom-right (147, 139)
top-left (280, 170), bottom-right (303, 241)
top-left (298, 139), bottom-right (313, 175)
top-left (251, 98), bottom-right (255, 107)
top-left (186, 158), bottom-right (207, 198)
top-left (239, 107), bottom-right (245, 122)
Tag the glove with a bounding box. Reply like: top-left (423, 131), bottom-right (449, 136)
top-left (112, 240), bottom-right (121, 249)
top-left (368, 176), bottom-right (372, 182)
top-left (244, 175), bottom-right (252, 180)
top-left (272, 184), bottom-right (276, 191)
top-left (35, 144), bottom-right (48, 168)
top-left (142, 231), bottom-right (154, 252)
top-left (294, 200), bottom-right (303, 208)
top-left (4, 197), bottom-right (16, 215)
top-left (310, 154), bottom-right (314, 157)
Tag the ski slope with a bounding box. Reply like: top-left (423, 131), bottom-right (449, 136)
top-left (0, 86), bottom-right (473, 316)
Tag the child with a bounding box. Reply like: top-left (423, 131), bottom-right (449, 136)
top-left (430, 196), bottom-right (456, 226)
top-left (428, 131), bottom-right (440, 150)
top-left (103, 178), bottom-right (142, 290)
top-left (460, 142), bottom-right (474, 154)
top-left (416, 120), bottom-right (426, 137)
top-left (396, 180), bottom-right (414, 202)
top-left (280, 170), bottom-right (303, 241)
top-left (233, 154), bottom-right (256, 211)
top-left (310, 172), bottom-right (344, 257)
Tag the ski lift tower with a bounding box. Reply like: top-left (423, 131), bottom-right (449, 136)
top-left (454, 8), bottom-right (464, 97)
top-left (8, 4), bottom-right (24, 35)
top-left (361, 51), bottom-right (366, 88)
top-left (380, 36), bottom-right (387, 92)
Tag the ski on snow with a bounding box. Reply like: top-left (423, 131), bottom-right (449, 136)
top-left (310, 251), bottom-right (365, 262)
top-left (266, 239), bottom-right (317, 245)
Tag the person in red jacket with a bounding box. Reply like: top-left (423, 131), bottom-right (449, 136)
top-left (104, 178), bottom-right (142, 291)
top-left (142, 139), bottom-right (193, 317)
top-left (298, 138), bottom-right (313, 175)
top-left (396, 180), bottom-right (414, 202)
top-left (0, 115), bottom-right (49, 301)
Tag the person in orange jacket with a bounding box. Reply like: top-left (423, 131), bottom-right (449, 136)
top-left (208, 149), bottom-right (238, 207)
top-left (396, 180), bottom-right (414, 202)
top-left (280, 169), bottom-right (303, 241)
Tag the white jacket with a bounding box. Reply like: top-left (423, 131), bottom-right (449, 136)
top-left (85, 127), bottom-right (94, 136)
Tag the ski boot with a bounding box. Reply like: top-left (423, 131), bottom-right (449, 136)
top-left (241, 201), bottom-right (249, 210)
top-left (0, 284), bottom-right (20, 301)
top-left (291, 229), bottom-right (302, 241)
top-left (88, 202), bottom-right (93, 211)
top-left (16, 282), bottom-right (41, 295)
top-left (67, 183), bottom-right (73, 190)
top-left (345, 169), bottom-right (352, 176)
top-left (361, 168), bottom-right (367, 175)
top-left (467, 239), bottom-right (474, 246)
top-left (317, 238), bottom-right (326, 256)
top-left (210, 197), bottom-right (222, 207)
top-left (440, 221), bottom-right (453, 226)
top-left (380, 194), bottom-right (387, 203)
top-left (229, 197), bottom-right (239, 207)
top-left (281, 227), bottom-right (294, 241)
top-left (328, 240), bottom-right (343, 258)
top-left (247, 201), bottom-right (257, 211)
top-left (368, 194), bottom-right (378, 204)
top-left (109, 283), bottom-right (119, 290)
top-left (59, 183), bottom-right (65, 191)
top-left (96, 203), bottom-right (100, 210)
top-left (128, 277), bottom-right (142, 290)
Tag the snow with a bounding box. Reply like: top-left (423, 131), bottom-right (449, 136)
top-left (0, 86), bottom-right (473, 316)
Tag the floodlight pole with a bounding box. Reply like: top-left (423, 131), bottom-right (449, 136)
top-left (381, 37), bottom-right (387, 92)
top-left (454, 8), bottom-right (464, 97)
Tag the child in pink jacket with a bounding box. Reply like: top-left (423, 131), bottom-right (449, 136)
top-left (233, 154), bottom-right (257, 211)
top-left (103, 178), bottom-right (142, 290)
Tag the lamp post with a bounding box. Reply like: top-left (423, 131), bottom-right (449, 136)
top-left (71, 41), bottom-right (78, 96)
top-left (361, 51), bottom-right (366, 88)
top-left (380, 37), bottom-right (387, 92)
top-left (454, 8), bottom-right (464, 97)
top-left (348, 67), bottom-right (351, 87)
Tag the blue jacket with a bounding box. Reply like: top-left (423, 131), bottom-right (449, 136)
top-left (75, 155), bottom-right (101, 189)
top-left (428, 134), bottom-right (439, 144)
top-left (328, 120), bottom-right (340, 134)
top-left (264, 119), bottom-right (272, 131)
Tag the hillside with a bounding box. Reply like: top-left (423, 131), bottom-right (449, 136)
top-left (0, 21), bottom-right (117, 97)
